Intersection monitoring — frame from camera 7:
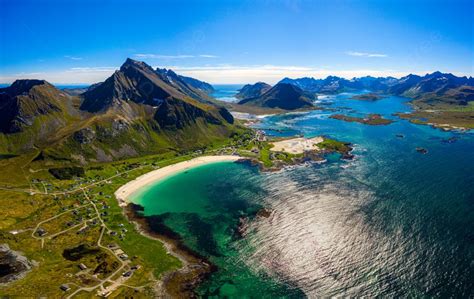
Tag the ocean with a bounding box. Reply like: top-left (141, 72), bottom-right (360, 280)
top-left (211, 84), bottom-right (244, 102)
top-left (129, 92), bottom-right (474, 297)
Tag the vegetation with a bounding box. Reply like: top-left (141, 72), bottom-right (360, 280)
top-left (351, 93), bottom-right (384, 101)
top-left (49, 167), bottom-right (85, 180)
top-left (317, 138), bottom-right (352, 153)
top-left (330, 113), bottom-right (394, 125)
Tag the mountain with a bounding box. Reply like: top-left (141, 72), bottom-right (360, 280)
top-left (392, 72), bottom-right (474, 98)
top-left (353, 76), bottom-right (398, 91)
top-left (279, 77), bottom-right (322, 93)
top-left (386, 74), bottom-right (422, 95)
top-left (280, 72), bottom-right (474, 97)
top-left (0, 59), bottom-right (236, 162)
top-left (235, 82), bottom-right (272, 99)
top-left (408, 85), bottom-right (474, 109)
top-left (155, 67), bottom-right (214, 102)
top-left (81, 59), bottom-right (184, 113)
top-left (279, 76), bottom-right (363, 93)
top-left (0, 80), bottom-right (77, 133)
top-left (238, 83), bottom-right (314, 110)
top-left (178, 75), bottom-right (215, 94)
top-left (0, 80), bottom-right (84, 153)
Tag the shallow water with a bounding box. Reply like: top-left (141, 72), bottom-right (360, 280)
top-left (131, 93), bottom-right (474, 297)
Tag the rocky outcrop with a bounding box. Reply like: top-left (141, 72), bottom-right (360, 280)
top-left (0, 244), bottom-right (33, 285)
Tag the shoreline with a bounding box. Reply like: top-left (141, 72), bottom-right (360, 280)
top-left (124, 203), bottom-right (217, 298)
top-left (115, 155), bottom-right (243, 207)
top-left (114, 155), bottom-right (245, 297)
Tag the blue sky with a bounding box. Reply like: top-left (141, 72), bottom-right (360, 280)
top-left (0, 0), bottom-right (472, 84)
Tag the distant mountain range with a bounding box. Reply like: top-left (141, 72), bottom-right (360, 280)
top-left (279, 72), bottom-right (474, 95)
top-left (0, 59), bottom-right (235, 162)
top-left (236, 72), bottom-right (473, 110)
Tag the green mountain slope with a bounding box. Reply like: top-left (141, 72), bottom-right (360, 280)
top-left (0, 59), bottom-right (238, 162)
top-left (238, 83), bottom-right (314, 110)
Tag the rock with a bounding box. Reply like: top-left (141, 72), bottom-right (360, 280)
top-left (416, 147), bottom-right (428, 154)
top-left (0, 244), bottom-right (33, 285)
top-left (73, 128), bottom-right (96, 144)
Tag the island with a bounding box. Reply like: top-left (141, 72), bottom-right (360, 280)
top-left (351, 93), bottom-right (384, 101)
top-left (235, 135), bottom-right (353, 171)
top-left (330, 113), bottom-right (394, 125)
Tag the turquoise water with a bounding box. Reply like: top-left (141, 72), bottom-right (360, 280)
top-left (211, 84), bottom-right (243, 102)
top-left (130, 93), bottom-right (474, 297)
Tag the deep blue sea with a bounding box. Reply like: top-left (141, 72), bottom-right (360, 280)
top-left (129, 92), bottom-right (474, 297)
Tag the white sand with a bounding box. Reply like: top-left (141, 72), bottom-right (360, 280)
top-left (115, 155), bottom-right (242, 206)
top-left (270, 137), bottom-right (324, 154)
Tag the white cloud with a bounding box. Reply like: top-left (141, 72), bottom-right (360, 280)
top-left (0, 67), bottom-right (118, 84)
top-left (165, 65), bottom-right (407, 84)
top-left (1, 64), bottom-right (468, 85)
top-left (346, 51), bottom-right (388, 58)
top-left (199, 54), bottom-right (219, 58)
top-left (64, 55), bottom-right (83, 60)
top-left (134, 54), bottom-right (195, 59)
top-left (68, 67), bottom-right (117, 72)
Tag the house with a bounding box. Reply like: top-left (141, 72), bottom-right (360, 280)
top-left (131, 265), bottom-right (141, 270)
top-left (37, 228), bottom-right (47, 237)
top-left (60, 284), bottom-right (70, 292)
top-left (107, 243), bottom-right (119, 249)
top-left (78, 263), bottom-right (87, 270)
top-left (119, 254), bottom-right (129, 260)
top-left (113, 248), bottom-right (124, 255)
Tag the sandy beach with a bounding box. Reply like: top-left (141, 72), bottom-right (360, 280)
top-left (115, 155), bottom-right (242, 206)
top-left (270, 136), bottom-right (324, 154)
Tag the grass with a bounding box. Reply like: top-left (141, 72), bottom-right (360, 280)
top-left (317, 138), bottom-right (352, 153)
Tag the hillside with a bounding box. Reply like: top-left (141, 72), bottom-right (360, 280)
top-left (0, 59), bottom-right (238, 162)
top-left (155, 67), bottom-right (215, 104)
top-left (235, 82), bottom-right (272, 99)
top-left (178, 74), bottom-right (215, 94)
top-left (0, 80), bottom-right (82, 152)
top-left (238, 83), bottom-right (314, 110)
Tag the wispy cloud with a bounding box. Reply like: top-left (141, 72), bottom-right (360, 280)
top-left (13, 72), bottom-right (46, 77)
top-left (346, 51), bottom-right (388, 58)
top-left (68, 67), bottom-right (117, 72)
top-left (64, 55), bottom-right (83, 60)
top-left (3, 64), bottom-right (465, 85)
top-left (164, 64), bottom-right (409, 84)
top-left (134, 53), bottom-right (218, 59)
top-left (134, 54), bottom-right (194, 59)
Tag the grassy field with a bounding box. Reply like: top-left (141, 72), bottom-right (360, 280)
top-left (0, 152), bottom-right (187, 297)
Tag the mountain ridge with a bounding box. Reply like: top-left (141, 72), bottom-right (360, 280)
top-left (238, 83), bottom-right (315, 110)
top-left (0, 59), bottom-right (237, 163)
